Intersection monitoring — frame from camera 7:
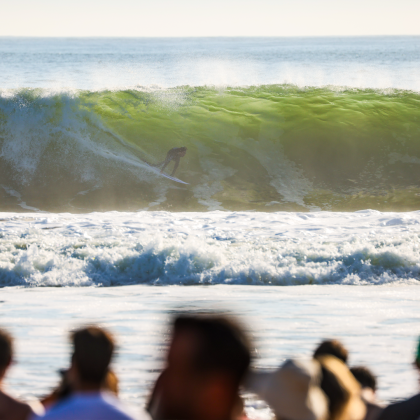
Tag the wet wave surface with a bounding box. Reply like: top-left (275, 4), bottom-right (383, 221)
top-left (1, 85), bottom-right (420, 212)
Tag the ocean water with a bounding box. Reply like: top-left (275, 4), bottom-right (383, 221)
top-left (1, 37), bottom-right (420, 212)
top-left (1, 36), bottom-right (420, 415)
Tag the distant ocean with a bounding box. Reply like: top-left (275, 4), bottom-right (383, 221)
top-left (0, 37), bottom-right (420, 413)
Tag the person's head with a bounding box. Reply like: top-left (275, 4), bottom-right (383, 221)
top-left (314, 339), bottom-right (349, 364)
top-left (350, 366), bottom-right (377, 392)
top-left (68, 326), bottom-right (115, 391)
top-left (155, 314), bottom-right (251, 420)
top-left (0, 328), bottom-right (13, 381)
top-left (178, 147), bottom-right (187, 157)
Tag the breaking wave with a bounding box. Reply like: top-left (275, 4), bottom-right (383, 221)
top-left (1, 85), bottom-right (420, 212)
top-left (1, 211), bottom-right (419, 287)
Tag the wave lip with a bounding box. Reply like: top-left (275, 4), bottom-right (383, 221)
top-left (0, 210), bottom-right (419, 287)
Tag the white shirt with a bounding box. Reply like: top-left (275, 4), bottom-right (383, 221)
top-left (32, 392), bottom-right (143, 420)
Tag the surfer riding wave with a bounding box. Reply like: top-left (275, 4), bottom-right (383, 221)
top-left (150, 147), bottom-right (187, 177)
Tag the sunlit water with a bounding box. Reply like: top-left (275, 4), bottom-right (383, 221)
top-left (1, 36), bottom-right (420, 416)
top-left (1, 36), bottom-right (420, 90)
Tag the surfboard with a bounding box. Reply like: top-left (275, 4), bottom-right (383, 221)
top-left (145, 163), bottom-right (189, 185)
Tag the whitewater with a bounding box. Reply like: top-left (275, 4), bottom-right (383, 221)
top-left (0, 36), bottom-right (420, 415)
top-left (1, 210), bottom-right (420, 287)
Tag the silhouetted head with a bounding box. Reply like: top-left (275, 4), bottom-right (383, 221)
top-left (153, 314), bottom-right (251, 420)
top-left (69, 326), bottom-right (115, 389)
top-left (314, 339), bottom-right (349, 364)
top-left (0, 328), bottom-right (13, 380)
top-left (178, 147), bottom-right (187, 157)
top-left (350, 366), bottom-right (377, 392)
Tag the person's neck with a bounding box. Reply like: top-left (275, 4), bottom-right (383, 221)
top-left (74, 382), bottom-right (102, 393)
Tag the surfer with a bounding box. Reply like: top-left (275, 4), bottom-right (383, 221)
top-left (152, 147), bottom-right (187, 177)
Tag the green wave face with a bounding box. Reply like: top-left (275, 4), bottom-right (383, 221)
top-left (1, 85), bottom-right (420, 212)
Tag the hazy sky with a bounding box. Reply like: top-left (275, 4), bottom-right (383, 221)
top-left (2, 0), bottom-right (419, 37)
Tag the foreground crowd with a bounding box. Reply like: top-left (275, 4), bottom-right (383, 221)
top-left (0, 315), bottom-right (419, 420)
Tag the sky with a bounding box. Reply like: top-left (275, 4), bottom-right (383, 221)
top-left (2, 0), bottom-right (420, 37)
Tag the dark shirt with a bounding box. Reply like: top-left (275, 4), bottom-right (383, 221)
top-left (365, 402), bottom-right (383, 420)
top-left (166, 148), bottom-right (183, 158)
top-left (377, 393), bottom-right (420, 420)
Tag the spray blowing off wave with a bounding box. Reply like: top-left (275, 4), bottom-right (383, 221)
top-left (1, 85), bottom-right (420, 212)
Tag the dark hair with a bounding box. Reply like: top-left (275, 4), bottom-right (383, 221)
top-left (319, 365), bottom-right (348, 420)
top-left (173, 315), bottom-right (251, 385)
top-left (179, 147), bottom-right (187, 152)
top-left (314, 339), bottom-right (349, 364)
top-left (0, 328), bottom-right (13, 369)
top-left (350, 366), bottom-right (377, 391)
top-left (71, 326), bottom-right (115, 384)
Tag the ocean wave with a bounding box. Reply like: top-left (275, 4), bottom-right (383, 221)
top-left (0, 211), bottom-right (419, 287)
top-left (1, 85), bottom-right (420, 212)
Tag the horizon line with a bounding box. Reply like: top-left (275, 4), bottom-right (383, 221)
top-left (1, 34), bottom-right (420, 39)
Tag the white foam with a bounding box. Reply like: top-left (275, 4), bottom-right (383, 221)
top-left (1, 210), bottom-right (420, 287)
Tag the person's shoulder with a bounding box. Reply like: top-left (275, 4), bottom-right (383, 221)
top-left (392, 392), bottom-right (420, 407)
top-left (409, 393), bottom-right (420, 402)
top-left (0, 390), bottom-right (33, 420)
top-left (101, 393), bottom-right (146, 420)
top-left (378, 393), bottom-right (420, 420)
top-left (32, 395), bottom-right (79, 420)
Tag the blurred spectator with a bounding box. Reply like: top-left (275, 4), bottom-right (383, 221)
top-left (41, 368), bottom-right (119, 409)
top-left (317, 355), bottom-right (366, 420)
top-left (377, 336), bottom-right (420, 420)
top-left (33, 325), bottom-right (140, 420)
top-left (245, 358), bottom-right (329, 420)
top-left (0, 328), bottom-right (38, 420)
top-left (350, 367), bottom-right (382, 420)
top-left (314, 340), bottom-right (349, 364)
top-left (350, 367), bottom-right (377, 398)
top-left (147, 314), bottom-right (251, 420)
